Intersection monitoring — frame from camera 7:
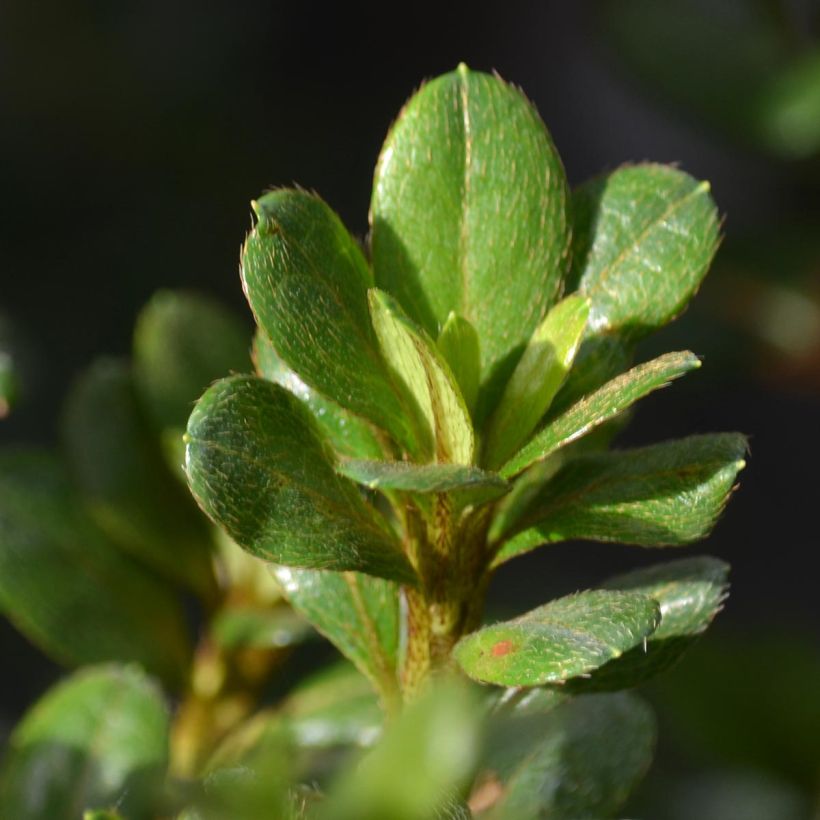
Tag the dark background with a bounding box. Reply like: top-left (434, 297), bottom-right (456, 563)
top-left (1, 1), bottom-right (818, 815)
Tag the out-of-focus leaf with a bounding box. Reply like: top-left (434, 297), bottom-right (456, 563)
top-left (565, 556), bottom-right (730, 692)
top-left (241, 189), bottom-right (419, 454)
top-left (132, 289), bottom-right (250, 433)
top-left (0, 665), bottom-right (169, 820)
top-left (337, 459), bottom-right (508, 506)
top-left (478, 691), bottom-right (656, 818)
top-left (500, 351), bottom-right (701, 478)
top-left (63, 358), bottom-right (215, 597)
top-left (273, 566), bottom-right (400, 702)
top-left (253, 329), bottom-right (384, 460)
top-left (454, 589), bottom-right (660, 687)
top-left (369, 289), bottom-right (473, 465)
top-left (496, 433), bottom-right (747, 565)
top-left (436, 313), bottom-right (481, 415)
top-left (483, 295), bottom-right (589, 470)
top-left (185, 375), bottom-right (415, 584)
top-left (569, 164), bottom-right (719, 341)
top-left (211, 605), bottom-right (312, 651)
top-left (319, 681), bottom-right (481, 820)
top-left (371, 64), bottom-right (571, 420)
top-left (0, 353), bottom-right (15, 418)
top-left (0, 449), bottom-right (190, 686)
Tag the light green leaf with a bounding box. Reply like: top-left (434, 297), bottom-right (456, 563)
top-left (480, 692), bottom-right (656, 819)
top-left (273, 566), bottom-right (400, 703)
top-left (211, 604), bottom-right (312, 652)
top-left (497, 433), bottom-right (747, 565)
top-left (369, 289), bottom-right (473, 465)
top-left (0, 450), bottom-right (190, 687)
top-left (483, 294), bottom-right (589, 470)
top-left (371, 64), bottom-right (571, 417)
top-left (569, 163), bottom-right (720, 340)
top-left (0, 665), bottom-right (169, 820)
top-left (253, 328), bottom-right (384, 460)
top-left (454, 589), bottom-right (660, 687)
top-left (500, 350), bottom-right (702, 478)
top-left (132, 289), bottom-right (251, 433)
top-left (436, 313), bottom-right (480, 416)
top-left (319, 681), bottom-right (481, 820)
top-left (241, 189), bottom-right (419, 454)
top-left (567, 556), bottom-right (730, 692)
top-left (63, 359), bottom-right (215, 598)
top-left (185, 375), bottom-right (415, 584)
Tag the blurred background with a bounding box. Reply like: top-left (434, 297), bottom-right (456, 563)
top-left (1, 1), bottom-right (818, 816)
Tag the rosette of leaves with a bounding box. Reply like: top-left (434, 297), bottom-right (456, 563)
top-left (180, 64), bottom-right (746, 816)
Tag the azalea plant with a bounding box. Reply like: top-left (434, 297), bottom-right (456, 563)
top-left (0, 65), bottom-right (745, 819)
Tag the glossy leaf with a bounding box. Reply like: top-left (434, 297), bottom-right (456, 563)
top-left (500, 350), bottom-right (702, 478)
top-left (273, 566), bottom-right (400, 700)
top-left (569, 163), bottom-right (720, 340)
top-left (567, 556), bottom-right (730, 692)
top-left (63, 358), bottom-right (215, 597)
top-left (253, 329), bottom-right (385, 460)
top-left (479, 692), bottom-right (655, 819)
top-left (369, 289), bottom-right (473, 464)
top-left (0, 665), bottom-right (169, 820)
top-left (454, 589), bottom-right (660, 687)
top-left (211, 604), bottom-right (312, 651)
top-left (185, 375), bottom-right (415, 584)
top-left (371, 64), bottom-right (571, 416)
top-left (497, 433), bottom-right (747, 565)
top-left (436, 313), bottom-right (480, 415)
top-left (483, 294), bottom-right (589, 470)
top-left (132, 289), bottom-right (251, 433)
top-left (0, 450), bottom-right (190, 686)
top-left (241, 189), bottom-right (418, 453)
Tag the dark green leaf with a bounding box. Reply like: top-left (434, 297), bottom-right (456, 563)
top-left (185, 375), bottom-right (416, 584)
top-left (63, 358), bottom-right (215, 597)
top-left (241, 189), bottom-right (418, 453)
top-left (483, 294), bottom-right (589, 470)
top-left (132, 289), bottom-right (251, 432)
top-left (0, 665), bottom-right (169, 820)
top-left (436, 313), bottom-right (480, 415)
top-left (480, 692), bottom-right (656, 819)
top-left (0, 450), bottom-right (190, 686)
top-left (211, 604), bottom-right (312, 651)
top-left (369, 289), bottom-right (473, 465)
top-left (252, 329), bottom-right (384, 460)
top-left (500, 350), bottom-right (702, 478)
top-left (569, 163), bottom-right (720, 340)
top-left (566, 556), bottom-right (730, 692)
top-left (273, 566), bottom-right (400, 703)
top-left (497, 433), bottom-right (747, 565)
top-left (454, 589), bottom-right (660, 687)
top-left (371, 64), bottom-right (571, 414)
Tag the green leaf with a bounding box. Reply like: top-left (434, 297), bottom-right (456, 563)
top-left (273, 566), bottom-right (400, 702)
top-left (185, 375), bottom-right (415, 584)
top-left (252, 328), bottom-right (384, 460)
top-left (569, 163), bottom-right (720, 340)
top-left (337, 458), bottom-right (508, 503)
top-left (454, 589), bottom-right (660, 687)
top-left (319, 681), bottom-right (481, 820)
top-left (497, 433), bottom-right (747, 565)
top-left (0, 313), bottom-right (19, 419)
top-left (0, 665), bottom-right (169, 820)
top-left (436, 313), bottom-right (480, 416)
top-left (63, 358), bottom-right (215, 597)
top-left (0, 450), bottom-right (190, 687)
top-left (371, 65), bottom-right (571, 419)
top-left (211, 604), bottom-right (312, 652)
top-left (480, 692), bottom-right (656, 819)
top-left (500, 350), bottom-right (702, 478)
top-left (132, 289), bottom-right (251, 433)
top-left (565, 556), bottom-right (730, 692)
top-left (369, 289), bottom-right (473, 464)
top-left (241, 189), bottom-right (418, 454)
top-left (483, 294), bottom-right (589, 470)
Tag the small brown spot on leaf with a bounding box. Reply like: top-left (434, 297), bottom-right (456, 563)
top-left (491, 640), bottom-right (514, 657)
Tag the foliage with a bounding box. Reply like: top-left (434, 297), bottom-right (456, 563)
top-left (0, 66), bottom-right (745, 818)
